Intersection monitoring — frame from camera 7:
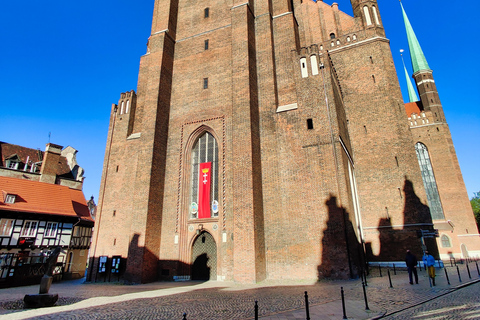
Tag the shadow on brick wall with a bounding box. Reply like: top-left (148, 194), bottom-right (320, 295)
top-left (318, 195), bottom-right (363, 280)
top-left (365, 178), bottom-right (439, 263)
top-left (318, 178), bottom-right (439, 280)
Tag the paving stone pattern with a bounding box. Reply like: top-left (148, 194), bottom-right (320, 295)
top-left (0, 264), bottom-right (479, 320)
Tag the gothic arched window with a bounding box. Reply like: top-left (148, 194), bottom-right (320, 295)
top-left (415, 142), bottom-right (444, 220)
top-left (441, 235), bottom-right (451, 248)
top-left (190, 132), bottom-right (219, 219)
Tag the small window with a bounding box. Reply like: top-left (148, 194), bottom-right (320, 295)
top-left (4, 194), bottom-right (16, 204)
top-left (125, 100), bottom-right (130, 113)
top-left (307, 119), bottom-right (314, 130)
top-left (204, 39), bottom-right (209, 50)
top-left (21, 220), bottom-right (38, 237)
top-left (6, 160), bottom-right (19, 170)
top-left (441, 235), bottom-right (451, 247)
top-left (44, 222), bottom-right (58, 238)
top-left (120, 101), bottom-right (124, 115)
top-left (204, 7), bottom-right (209, 18)
top-left (347, 36), bottom-right (351, 42)
top-left (353, 34), bottom-right (357, 40)
top-left (330, 33), bottom-right (336, 39)
top-left (300, 58), bottom-right (308, 78)
top-left (0, 219), bottom-right (14, 236)
top-left (203, 78), bottom-right (208, 89)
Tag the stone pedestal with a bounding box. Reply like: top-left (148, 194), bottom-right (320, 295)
top-left (24, 293), bottom-right (59, 308)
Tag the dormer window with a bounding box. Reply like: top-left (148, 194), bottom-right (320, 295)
top-left (5, 156), bottom-right (20, 170)
top-left (4, 194), bottom-right (16, 204)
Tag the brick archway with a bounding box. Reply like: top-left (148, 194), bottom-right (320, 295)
top-left (191, 231), bottom-right (217, 280)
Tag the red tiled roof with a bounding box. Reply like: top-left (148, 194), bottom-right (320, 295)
top-left (0, 142), bottom-right (73, 178)
top-left (0, 176), bottom-right (93, 222)
top-left (404, 101), bottom-right (423, 117)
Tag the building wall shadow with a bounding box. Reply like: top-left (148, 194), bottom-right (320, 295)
top-left (367, 178), bottom-right (439, 262)
top-left (318, 195), bottom-right (362, 279)
top-left (87, 233), bottom-right (209, 283)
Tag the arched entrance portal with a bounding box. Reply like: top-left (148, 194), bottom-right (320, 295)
top-left (191, 231), bottom-right (217, 280)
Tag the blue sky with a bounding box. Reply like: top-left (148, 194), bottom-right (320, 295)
top-left (1, 0), bottom-right (479, 201)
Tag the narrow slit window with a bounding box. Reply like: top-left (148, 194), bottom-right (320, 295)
top-left (363, 6), bottom-right (372, 25)
top-left (204, 7), bottom-right (209, 18)
top-left (310, 55), bottom-right (319, 75)
top-left (203, 78), bottom-right (208, 89)
top-left (204, 39), bottom-right (209, 50)
top-left (372, 6), bottom-right (380, 25)
top-left (307, 119), bottom-right (314, 130)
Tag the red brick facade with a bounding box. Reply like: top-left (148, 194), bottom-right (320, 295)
top-left (88, 0), bottom-right (479, 283)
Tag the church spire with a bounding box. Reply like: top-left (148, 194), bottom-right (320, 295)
top-left (400, 2), bottom-right (430, 73)
top-left (400, 49), bottom-right (419, 103)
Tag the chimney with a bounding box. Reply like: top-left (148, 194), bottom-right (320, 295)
top-left (39, 143), bottom-right (63, 184)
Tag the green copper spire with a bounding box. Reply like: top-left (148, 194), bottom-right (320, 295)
top-left (401, 51), bottom-right (419, 102)
top-left (401, 2), bottom-right (430, 73)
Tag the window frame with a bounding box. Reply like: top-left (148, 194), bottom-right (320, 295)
top-left (189, 131), bottom-right (219, 219)
top-left (0, 219), bottom-right (14, 236)
top-left (441, 234), bottom-right (451, 248)
top-left (21, 220), bottom-right (38, 237)
top-left (44, 222), bottom-right (59, 238)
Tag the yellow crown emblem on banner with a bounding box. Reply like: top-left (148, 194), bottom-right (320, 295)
top-left (202, 168), bottom-right (209, 173)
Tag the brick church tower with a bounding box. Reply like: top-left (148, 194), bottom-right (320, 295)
top-left (88, 0), bottom-right (479, 283)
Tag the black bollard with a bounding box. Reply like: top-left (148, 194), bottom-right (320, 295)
top-left (255, 300), bottom-right (258, 320)
top-left (304, 291), bottom-right (310, 320)
top-left (183, 312), bottom-right (187, 320)
top-left (379, 265), bottom-right (382, 277)
top-left (476, 261), bottom-right (480, 276)
top-left (444, 268), bottom-right (450, 285)
top-left (450, 258), bottom-right (453, 267)
top-left (393, 263), bottom-right (396, 275)
top-left (456, 265), bottom-right (462, 282)
top-left (387, 269), bottom-right (393, 288)
top-left (466, 263), bottom-right (471, 279)
top-left (362, 281), bottom-right (370, 310)
top-left (341, 287), bottom-right (347, 319)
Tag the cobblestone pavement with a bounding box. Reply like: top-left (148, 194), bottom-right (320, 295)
top-left (0, 262), bottom-right (478, 320)
top-left (383, 281), bottom-right (480, 319)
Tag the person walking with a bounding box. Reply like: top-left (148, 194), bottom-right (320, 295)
top-left (423, 250), bottom-right (436, 286)
top-left (405, 250), bottom-right (418, 284)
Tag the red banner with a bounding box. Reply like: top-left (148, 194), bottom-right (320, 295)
top-left (198, 162), bottom-right (211, 219)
